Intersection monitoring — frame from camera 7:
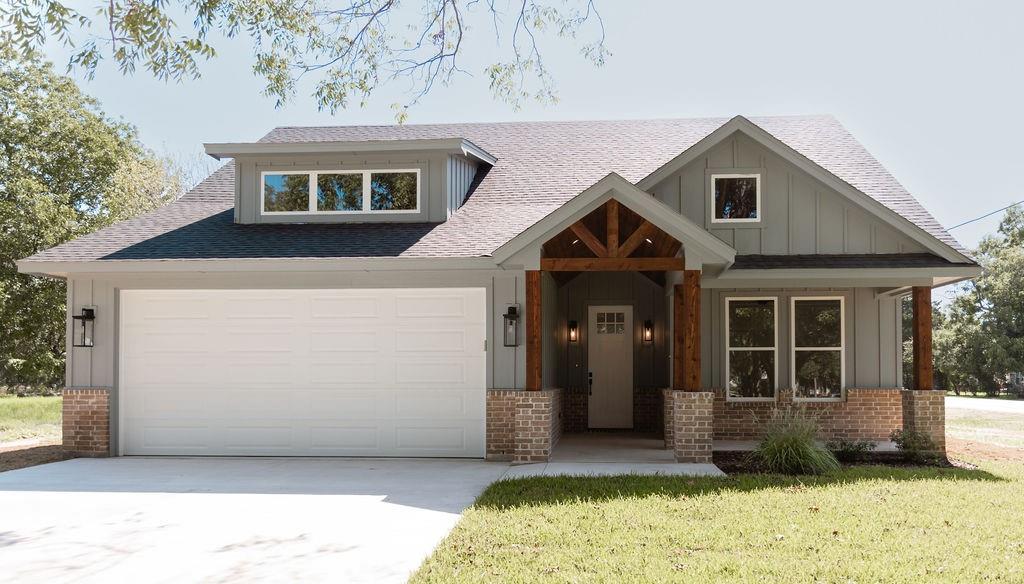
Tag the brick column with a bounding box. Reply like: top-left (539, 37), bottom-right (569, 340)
top-left (901, 389), bottom-right (946, 454)
top-left (663, 388), bottom-right (676, 449)
top-left (62, 388), bottom-right (110, 457)
top-left (486, 389), bottom-right (563, 463)
top-left (671, 390), bottom-right (713, 463)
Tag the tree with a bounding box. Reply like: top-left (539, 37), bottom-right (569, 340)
top-left (0, 0), bottom-right (609, 121)
top-left (0, 47), bottom-right (181, 386)
top-left (933, 206), bottom-right (1024, 395)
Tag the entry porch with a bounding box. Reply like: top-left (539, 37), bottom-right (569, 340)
top-left (484, 186), bottom-right (944, 465)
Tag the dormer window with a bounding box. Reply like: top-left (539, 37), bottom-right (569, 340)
top-left (262, 169), bottom-right (420, 215)
top-left (711, 173), bottom-right (760, 223)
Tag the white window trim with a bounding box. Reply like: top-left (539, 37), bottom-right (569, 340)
top-left (724, 296), bottom-right (778, 402)
top-left (790, 296), bottom-right (846, 402)
top-left (710, 173), bottom-right (761, 224)
top-left (260, 169), bottom-right (421, 215)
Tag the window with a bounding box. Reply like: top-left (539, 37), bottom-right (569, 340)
top-left (262, 169), bottom-right (420, 214)
top-left (263, 173), bottom-right (311, 212)
top-left (596, 311), bottom-right (625, 335)
top-left (725, 298), bottom-right (777, 400)
top-left (792, 297), bottom-right (844, 400)
top-left (712, 174), bottom-right (760, 222)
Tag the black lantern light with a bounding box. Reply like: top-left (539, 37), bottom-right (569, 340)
top-left (503, 304), bottom-right (520, 347)
top-left (642, 319), bottom-right (654, 344)
top-left (72, 307), bottom-right (96, 348)
top-left (568, 320), bottom-right (579, 343)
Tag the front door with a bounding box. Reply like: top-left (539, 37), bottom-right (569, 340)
top-left (588, 305), bottom-right (634, 428)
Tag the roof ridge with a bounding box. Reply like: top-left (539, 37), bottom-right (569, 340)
top-left (266, 113), bottom-right (836, 133)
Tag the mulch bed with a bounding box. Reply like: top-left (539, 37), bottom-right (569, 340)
top-left (712, 449), bottom-right (958, 474)
top-left (0, 442), bottom-right (71, 473)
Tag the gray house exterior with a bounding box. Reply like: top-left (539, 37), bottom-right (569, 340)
top-left (19, 115), bottom-right (976, 462)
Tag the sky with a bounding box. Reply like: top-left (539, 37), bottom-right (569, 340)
top-left (41, 0), bottom-right (1024, 250)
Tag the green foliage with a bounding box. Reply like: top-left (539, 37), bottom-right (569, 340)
top-left (825, 437), bottom-right (877, 463)
top-left (751, 408), bottom-right (840, 475)
top-left (1, 1), bottom-right (610, 119)
top-left (0, 47), bottom-right (180, 386)
top-left (935, 206), bottom-right (1024, 394)
top-left (890, 428), bottom-right (939, 463)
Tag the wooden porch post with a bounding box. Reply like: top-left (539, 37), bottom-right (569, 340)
top-left (525, 270), bottom-right (542, 390)
top-left (673, 270), bottom-right (702, 391)
top-left (912, 286), bottom-right (933, 391)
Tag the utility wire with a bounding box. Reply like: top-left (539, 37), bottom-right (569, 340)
top-left (948, 200), bottom-right (1024, 230)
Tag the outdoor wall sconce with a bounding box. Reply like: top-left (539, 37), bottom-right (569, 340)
top-left (568, 320), bottom-right (579, 343)
top-left (503, 304), bottom-right (520, 347)
top-left (72, 307), bottom-right (96, 348)
top-left (642, 319), bottom-right (654, 344)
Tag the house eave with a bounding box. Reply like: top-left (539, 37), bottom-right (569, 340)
top-left (16, 256), bottom-right (502, 278)
top-left (705, 264), bottom-right (981, 289)
top-left (204, 138), bottom-right (498, 165)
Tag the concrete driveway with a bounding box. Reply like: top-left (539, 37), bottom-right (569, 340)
top-left (0, 457), bottom-right (509, 583)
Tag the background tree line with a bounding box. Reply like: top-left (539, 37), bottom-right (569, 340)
top-left (910, 207), bottom-right (1024, 396)
top-left (0, 48), bottom-right (194, 387)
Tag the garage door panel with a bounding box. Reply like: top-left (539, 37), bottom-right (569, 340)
top-left (120, 288), bottom-right (486, 457)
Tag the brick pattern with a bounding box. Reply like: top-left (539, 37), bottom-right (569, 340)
top-left (561, 388), bottom-right (588, 433)
top-left (663, 389), bottom-right (676, 449)
top-left (901, 390), bottom-right (946, 453)
top-left (671, 391), bottom-right (714, 463)
top-left (712, 388), bottom-right (903, 441)
top-left (486, 389), bottom-right (563, 463)
top-left (62, 388), bottom-right (110, 457)
top-left (633, 387), bottom-right (664, 434)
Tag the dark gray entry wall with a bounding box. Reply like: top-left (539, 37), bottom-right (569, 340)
top-left (554, 272), bottom-right (669, 392)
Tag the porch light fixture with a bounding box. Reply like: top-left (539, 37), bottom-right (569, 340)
top-left (72, 307), bottom-right (96, 348)
top-left (642, 319), bottom-right (654, 344)
top-left (503, 304), bottom-right (520, 347)
top-left (568, 320), bottom-right (579, 343)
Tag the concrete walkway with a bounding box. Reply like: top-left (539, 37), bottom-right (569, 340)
top-left (517, 433), bottom-right (725, 477)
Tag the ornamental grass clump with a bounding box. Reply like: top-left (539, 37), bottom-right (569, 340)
top-left (752, 407), bottom-right (840, 475)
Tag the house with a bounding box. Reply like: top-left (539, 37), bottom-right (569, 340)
top-left (17, 115), bottom-right (978, 463)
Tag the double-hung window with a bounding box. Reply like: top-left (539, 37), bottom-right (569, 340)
top-left (261, 169), bottom-right (420, 214)
top-left (792, 297), bottom-right (845, 400)
top-left (725, 297), bottom-right (777, 400)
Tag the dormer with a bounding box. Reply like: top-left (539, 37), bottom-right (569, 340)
top-left (205, 138), bottom-right (496, 224)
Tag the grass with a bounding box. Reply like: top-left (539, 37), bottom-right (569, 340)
top-left (0, 396), bottom-right (62, 443)
top-left (412, 464), bottom-right (1024, 583)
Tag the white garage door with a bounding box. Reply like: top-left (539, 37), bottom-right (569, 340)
top-left (119, 288), bottom-right (487, 457)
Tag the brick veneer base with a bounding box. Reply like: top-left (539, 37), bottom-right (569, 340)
top-left (713, 388), bottom-right (904, 441)
top-left (670, 391), bottom-right (714, 463)
top-left (486, 389), bottom-right (563, 463)
top-left (62, 388), bottom-right (110, 457)
top-left (901, 390), bottom-right (946, 454)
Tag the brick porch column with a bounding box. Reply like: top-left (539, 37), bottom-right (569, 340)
top-left (902, 390), bottom-right (946, 454)
top-left (671, 390), bottom-right (714, 463)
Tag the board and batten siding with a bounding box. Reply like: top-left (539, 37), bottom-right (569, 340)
top-left (446, 154), bottom-right (478, 216)
top-left (232, 150), bottom-right (478, 224)
top-left (648, 131), bottom-right (928, 255)
top-left (554, 272), bottom-right (670, 392)
top-left (64, 269), bottom-right (530, 393)
top-left (696, 287), bottom-right (903, 391)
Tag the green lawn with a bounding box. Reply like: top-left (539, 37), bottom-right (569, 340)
top-left (947, 413), bottom-right (1024, 449)
top-left (413, 464), bottom-right (1024, 583)
top-left (0, 396), bottom-right (62, 443)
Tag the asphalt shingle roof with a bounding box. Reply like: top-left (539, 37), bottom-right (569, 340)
top-left (732, 253), bottom-right (964, 270)
top-left (23, 115), bottom-right (967, 263)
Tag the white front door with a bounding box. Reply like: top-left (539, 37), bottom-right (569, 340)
top-left (587, 305), bottom-right (633, 429)
top-left (119, 288), bottom-right (487, 457)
